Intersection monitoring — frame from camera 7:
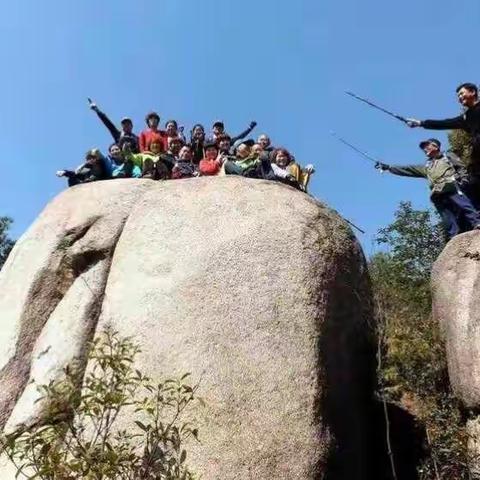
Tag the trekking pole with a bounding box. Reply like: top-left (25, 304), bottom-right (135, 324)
top-left (330, 131), bottom-right (381, 165)
top-left (344, 218), bottom-right (366, 235)
top-left (345, 91), bottom-right (409, 125)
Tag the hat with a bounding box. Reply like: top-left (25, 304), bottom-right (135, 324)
top-left (212, 120), bottom-right (225, 129)
top-left (120, 117), bottom-right (132, 124)
top-left (233, 138), bottom-right (255, 150)
top-left (419, 138), bottom-right (441, 149)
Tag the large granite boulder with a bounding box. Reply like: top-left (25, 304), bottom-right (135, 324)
top-left (0, 177), bottom-right (375, 479)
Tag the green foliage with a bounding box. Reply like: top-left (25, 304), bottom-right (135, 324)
top-left (448, 130), bottom-right (473, 167)
top-left (0, 216), bottom-right (15, 270)
top-left (370, 201), bottom-right (470, 479)
top-left (0, 327), bottom-right (200, 480)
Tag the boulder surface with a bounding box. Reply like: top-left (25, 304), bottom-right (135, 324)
top-left (0, 177), bottom-right (375, 479)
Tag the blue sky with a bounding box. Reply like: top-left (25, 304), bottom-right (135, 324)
top-left (1, 0), bottom-right (478, 254)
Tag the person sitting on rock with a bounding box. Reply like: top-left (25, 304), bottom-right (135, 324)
top-left (159, 136), bottom-right (185, 176)
top-left (165, 119), bottom-right (186, 143)
top-left (56, 148), bottom-right (109, 187)
top-left (224, 139), bottom-right (275, 180)
top-left (172, 145), bottom-right (198, 179)
top-left (376, 138), bottom-right (480, 240)
top-left (257, 134), bottom-right (274, 153)
top-left (271, 148), bottom-right (315, 192)
top-left (109, 144), bottom-right (141, 179)
top-left (124, 140), bottom-right (170, 180)
top-left (88, 98), bottom-right (140, 153)
top-left (139, 112), bottom-right (167, 153)
top-left (190, 124), bottom-right (206, 164)
top-left (207, 120), bottom-right (258, 145)
top-left (199, 141), bottom-right (226, 176)
top-left (217, 134), bottom-right (233, 155)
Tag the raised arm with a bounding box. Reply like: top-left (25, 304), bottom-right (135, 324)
top-left (407, 114), bottom-right (466, 131)
top-left (385, 164), bottom-right (427, 178)
top-left (231, 121), bottom-right (258, 144)
top-left (88, 99), bottom-right (121, 142)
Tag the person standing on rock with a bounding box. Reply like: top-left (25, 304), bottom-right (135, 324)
top-left (206, 120), bottom-right (258, 145)
top-left (139, 112), bottom-right (167, 153)
top-left (406, 83), bottom-right (480, 204)
top-left (376, 138), bottom-right (480, 239)
top-left (88, 99), bottom-right (139, 153)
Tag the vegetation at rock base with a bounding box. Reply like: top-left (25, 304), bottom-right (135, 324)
top-left (0, 216), bottom-right (15, 270)
top-left (0, 327), bottom-right (201, 480)
top-left (370, 202), bottom-right (470, 479)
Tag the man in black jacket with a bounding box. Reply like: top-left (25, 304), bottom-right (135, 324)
top-left (88, 99), bottom-right (139, 153)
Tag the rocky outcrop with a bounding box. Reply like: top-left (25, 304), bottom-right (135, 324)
top-left (432, 231), bottom-right (480, 477)
top-left (0, 177), bottom-right (376, 479)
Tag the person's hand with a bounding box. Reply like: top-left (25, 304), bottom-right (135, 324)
top-left (87, 97), bottom-right (98, 111)
top-left (375, 162), bottom-right (389, 171)
top-left (406, 118), bottom-right (422, 128)
top-left (122, 142), bottom-right (132, 153)
top-left (304, 164), bottom-right (315, 174)
top-left (56, 170), bottom-right (66, 177)
top-left (179, 125), bottom-right (185, 133)
top-left (250, 121), bottom-right (257, 129)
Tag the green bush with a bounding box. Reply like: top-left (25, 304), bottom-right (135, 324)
top-left (1, 327), bottom-right (201, 480)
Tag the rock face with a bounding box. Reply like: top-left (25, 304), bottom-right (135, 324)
top-left (432, 231), bottom-right (480, 478)
top-left (0, 177), bottom-right (375, 479)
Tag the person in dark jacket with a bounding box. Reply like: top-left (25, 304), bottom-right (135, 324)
top-left (207, 120), bottom-right (257, 144)
top-left (257, 134), bottom-right (274, 153)
top-left (56, 148), bottom-right (109, 187)
top-left (172, 145), bottom-right (198, 179)
top-left (407, 83), bottom-right (480, 177)
top-left (376, 138), bottom-right (480, 239)
top-left (88, 99), bottom-right (139, 153)
top-left (190, 124), bottom-right (206, 164)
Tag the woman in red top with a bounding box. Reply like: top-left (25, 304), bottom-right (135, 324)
top-left (139, 112), bottom-right (168, 152)
top-left (199, 141), bottom-right (224, 176)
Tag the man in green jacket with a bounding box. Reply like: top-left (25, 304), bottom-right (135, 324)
top-left (376, 138), bottom-right (480, 239)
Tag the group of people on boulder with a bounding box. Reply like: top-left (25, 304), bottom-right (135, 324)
top-left (368, 82), bottom-right (480, 240)
top-left (56, 99), bottom-right (314, 192)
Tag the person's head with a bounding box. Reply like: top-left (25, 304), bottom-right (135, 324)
top-left (217, 134), bottom-right (231, 152)
top-left (168, 136), bottom-right (184, 155)
top-left (145, 112), bottom-right (160, 129)
top-left (204, 141), bottom-right (218, 160)
top-left (257, 134), bottom-right (271, 149)
top-left (179, 145), bottom-right (192, 161)
top-left (109, 143), bottom-right (122, 160)
top-left (251, 143), bottom-right (263, 156)
top-left (419, 138), bottom-right (441, 159)
top-left (85, 148), bottom-right (102, 165)
top-left (456, 83), bottom-right (478, 108)
top-left (212, 121), bottom-right (225, 136)
top-left (274, 148), bottom-right (292, 168)
top-left (165, 120), bottom-right (178, 136)
top-left (192, 124), bottom-right (205, 141)
top-left (121, 117), bottom-right (133, 134)
top-left (149, 141), bottom-right (163, 155)
top-left (234, 139), bottom-right (255, 159)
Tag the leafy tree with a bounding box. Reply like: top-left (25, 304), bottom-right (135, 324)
top-left (0, 216), bottom-right (15, 270)
top-left (448, 130), bottom-right (472, 167)
top-left (370, 202), bottom-right (469, 479)
top-left (1, 327), bottom-right (201, 480)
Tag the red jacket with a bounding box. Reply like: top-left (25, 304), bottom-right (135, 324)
top-left (139, 129), bottom-right (167, 152)
top-left (199, 158), bottom-right (221, 176)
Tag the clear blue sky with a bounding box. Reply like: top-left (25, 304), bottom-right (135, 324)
top-left (1, 0), bottom-right (478, 254)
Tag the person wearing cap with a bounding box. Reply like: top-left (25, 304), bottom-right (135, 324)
top-left (206, 120), bottom-right (258, 144)
top-left (56, 148), bottom-right (109, 187)
top-left (88, 99), bottom-right (139, 153)
top-left (139, 111), bottom-right (167, 153)
top-left (407, 83), bottom-right (480, 174)
top-left (375, 138), bottom-right (480, 239)
top-left (199, 141), bottom-right (225, 176)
